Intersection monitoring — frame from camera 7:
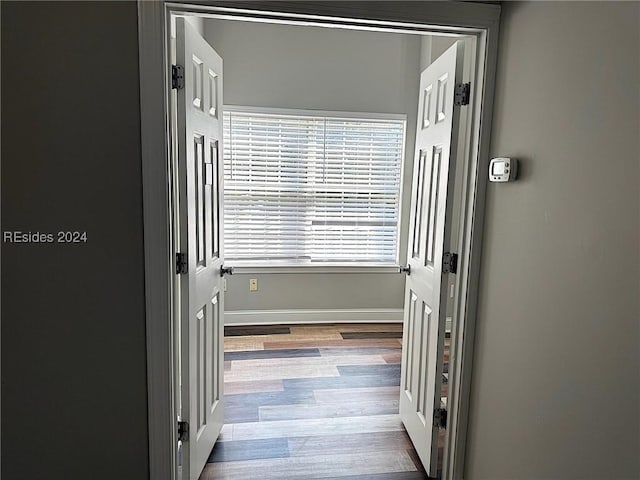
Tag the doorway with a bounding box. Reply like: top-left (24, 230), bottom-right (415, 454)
top-left (138, 3), bottom-right (500, 480)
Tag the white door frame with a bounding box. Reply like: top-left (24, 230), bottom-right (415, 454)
top-left (137, 2), bottom-right (501, 480)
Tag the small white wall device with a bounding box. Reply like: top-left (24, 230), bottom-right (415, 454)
top-left (489, 157), bottom-right (518, 182)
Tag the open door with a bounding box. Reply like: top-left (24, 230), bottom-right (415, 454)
top-left (400, 41), bottom-right (465, 477)
top-left (175, 18), bottom-right (225, 480)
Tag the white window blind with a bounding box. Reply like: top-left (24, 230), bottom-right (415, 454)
top-left (223, 108), bottom-right (405, 265)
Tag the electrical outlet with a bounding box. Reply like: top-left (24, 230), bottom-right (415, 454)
top-left (249, 278), bottom-right (258, 292)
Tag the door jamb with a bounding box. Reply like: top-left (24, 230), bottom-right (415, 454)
top-left (137, 2), bottom-right (501, 480)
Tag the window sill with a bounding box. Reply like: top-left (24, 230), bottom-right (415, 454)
top-left (225, 264), bottom-right (402, 275)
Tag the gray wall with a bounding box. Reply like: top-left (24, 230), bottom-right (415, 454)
top-left (465, 2), bottom-right (640, 479)
top-left (419, 35), bottom-right (457, 71)
top-left (203, 19), bottom-right (421, 312)
top-left (1, 2), bottom-right (149, 480)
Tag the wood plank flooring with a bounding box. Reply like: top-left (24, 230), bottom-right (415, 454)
top-left (200, 324), bottom-right (439, 480)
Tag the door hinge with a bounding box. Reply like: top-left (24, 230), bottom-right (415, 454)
top-left (454, 82), bottom-right (471, 106)
top-left (443, 252), bottom-right (458, 274)
top-left (176, 253), bottom-right (188, 275)
top-left (434, 407), bottom-right (448, 429)
top-left (172, 64), bottom-right (184, 90)
top-left (177, 421), bottom-right (189, 442)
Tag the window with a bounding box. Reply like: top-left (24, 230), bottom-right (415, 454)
top-left (223, 107), bottom-right (405, 266)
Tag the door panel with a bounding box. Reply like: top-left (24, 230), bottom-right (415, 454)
top-left (176, 17), bottom-right (225, 480)
top-left (209, 141), bottom-right (220, 258)
top-left (400, 41), bottom-right (465, 477)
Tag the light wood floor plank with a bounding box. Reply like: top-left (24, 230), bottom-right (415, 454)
top-left (228, 414), bottom-right (405, 441)
top-left (219, 424), bottom-right (233, 442)
top-left (224, 379), bottom-right (284, 395)
top-left (314, 386), bottom-right (401, 404)
top-left (383, 352), bottom-right (403, 364)
top-left (320, 472), bottom-right (429, 480)
top-left (319, 346), bottom-right (402, 356)
top-left (201, 450), bottom-right (416, 480)
top-left (224, 364), bottom-right (340, 382)
top-left (224, 338), bottom-right (264, 351)
top-left (287, 431), bottom-right (414, 457)
top-left (282, 374), bottom-right (399, 391)
top-left (229, 332), bottom-right (343, 342)
top-left (229, 354), bottom-right (387, 371)
top-left (264, 338), bottom-right (402, 349)
top-left (259, 399), bottom-right (399, 421)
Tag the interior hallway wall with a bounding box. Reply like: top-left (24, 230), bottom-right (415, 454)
top-left (419, 35), bottom-right (457, 71)
top-left (465, 2), bottom-right (640, 478)
top-left (204, 19), bottom-right (422, 314)
top-left (1, 2), bottom-right (149, 479)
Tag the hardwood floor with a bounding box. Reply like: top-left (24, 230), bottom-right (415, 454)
top-left (200, 324), bottom-right (441, 480)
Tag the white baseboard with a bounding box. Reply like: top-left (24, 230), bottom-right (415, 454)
top-left (224, 308), bottom-right (404, 326)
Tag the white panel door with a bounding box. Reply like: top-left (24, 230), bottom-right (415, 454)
top-left (175, 17), bottom-right (225, 480)
top-left (400, 42), bottom-right (465, 476)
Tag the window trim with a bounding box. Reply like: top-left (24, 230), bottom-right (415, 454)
top-left (222, 105), bottom-right (408, 267)
top-left (229, 264), bottom-right (401, 275)
top-left (225, 104), bottom-right (408, 123)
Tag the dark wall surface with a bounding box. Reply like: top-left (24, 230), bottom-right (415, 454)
top-left (1, 2), bottom-right (149, 479)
